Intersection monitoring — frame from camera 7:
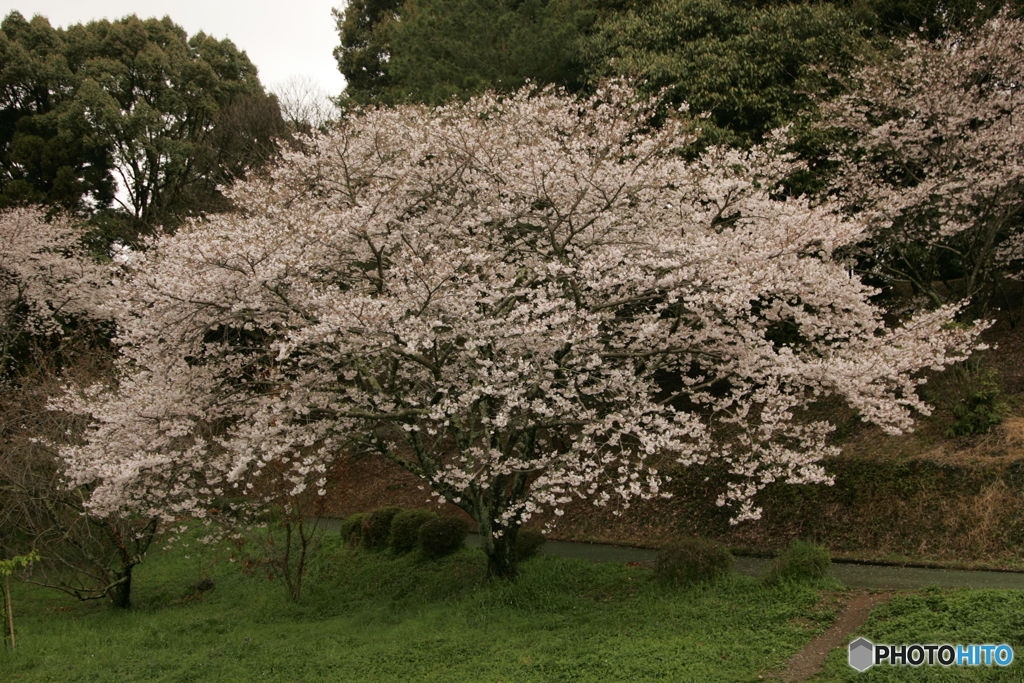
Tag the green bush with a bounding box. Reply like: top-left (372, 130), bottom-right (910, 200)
top-left (656, 538), bottom-right (733, 586)
top-left (338, 513), bottom-right (367, 547)
top-left (763, 539), bottom-right (831, 585)
top-left (389, 509), bottom-right (439, 553)
top-left (515, 529), bottom-right (547, 562)
top-left (947, 365), bottom-right (1007, 436)
top-left (363, 506), bottom-right (404, 550)
top-left (418, 516), bottom-right (469, 559)
top-left (923, 358), bottom-right (1008, 437)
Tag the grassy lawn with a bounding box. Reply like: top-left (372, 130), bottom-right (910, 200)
top-left (0, 532), bottom-right (840, 683)
top-left (814, 588), bottom-right (1024, 682)
top-left (6, 532), bottom-right (1024, 682)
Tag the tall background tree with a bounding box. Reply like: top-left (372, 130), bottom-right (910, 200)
top-left (0, 12), bottom-right (113, 214)
top-left (577, 0), bottom-right (869, 148)
top-left (332, 0), bottom-right (1024, 152)
top-left (0, 12), bottom-right (288, 244)
top-left (334, 0), bottom-right (596, 105)
top-left (333, 0), bottom-right (403, 104)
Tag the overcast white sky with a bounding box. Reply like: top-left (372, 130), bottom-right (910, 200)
top-left (0, 0), bottom-right (348, 96)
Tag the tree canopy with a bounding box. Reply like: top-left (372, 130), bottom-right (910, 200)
top-left (333, 0), bottom-right (872, 147)
top-left (59, 85), bottom-right (979, 578)
top-left (334, 0), bottom-right (596, 105)
top-left (577, 0), bottom-right (869, 147)
top-left (839, 0), bottom-right (1024, 38)
top-left (333, 0), bottom-right (1024, 150)
top-left (0, 12), bottom-right (113, 213)
top-left (823, 12), bottom-right (1024, 310)
top-left (0, 12), bottom-right (287, 240)
top-left (0, 206), bottom-right (112, 377)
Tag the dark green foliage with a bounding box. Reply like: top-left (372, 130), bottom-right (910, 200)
top-left (338, 513), bottom-right (368, 547)
top-left (0, 12), bottom-right (114, 214)
top-left (763, 539), bottom-right (831, 585)
top-left (418, 515), bottom-right (469, 559)
top-left (921, 357), bottom-right (1009, 437)
top-left (363, 506), bottom-right (405, 549)
top-left (946, 366), bottom-right (1008, 438)
top-left (846, 0), bottom-right (1024, 38)
top-left (332, 0), bottom-right (403, 104)
top-left (333, 0), bottom-right (1024, 113)
top-left (335, 0), bottom-right (595, 106)
top-left (388, 509), bottom-right (438, 553)
top-left (515, 529), bottom-right (547, 562)
top-left (0, 11), bottom-right (286, 243)
top-left (578, 0), bottom-right (868, 148)
top-left (656, 537), bottom-right (733, 585)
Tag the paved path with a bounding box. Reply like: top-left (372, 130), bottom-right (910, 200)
top-left (472, 534), bottom-right (1024, 589)
top-left (312, 518), bottom-right (1024, 589)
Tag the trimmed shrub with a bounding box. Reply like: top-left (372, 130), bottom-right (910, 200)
top-left (338, 513), bottom-right (367, 547)
top-left (656, 537), bottom-right (733, 586)
top-left (418, 516), bottom-right (469, 559)
top-left (515, 529), bottom-right (547, 562)
top-left (363, 506), bottom-right (404, 550)
top-left (763, 539), bottom-right (831, 585)
top-left (389, 509), bottom-right (439, 553)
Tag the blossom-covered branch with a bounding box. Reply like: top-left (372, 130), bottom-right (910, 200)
top-left (0, 208), bottom-right (112, 376)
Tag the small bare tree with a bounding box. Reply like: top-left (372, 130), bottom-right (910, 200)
top-left (270, 75), bottom-right (339, 135)
top-left (225, 488), bottom-right (328, 603)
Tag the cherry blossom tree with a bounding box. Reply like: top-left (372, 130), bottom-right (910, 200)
top-left (59, 85), bottom-right (980, 579)
top-left (0, 208), bottom-right (160, 609)
top-left (0, 207), bottom-right (111, 378)
top-left (823, 13), bottom-right (1024, 309)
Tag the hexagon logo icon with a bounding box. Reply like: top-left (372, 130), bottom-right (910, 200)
top-left (849, 637), bottom-right (874, 671)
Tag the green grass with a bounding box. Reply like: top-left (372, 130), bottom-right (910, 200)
top-left (814, 587), bottom-right (1024, 681)
top-left (1, 532), bottom-right (840, 682)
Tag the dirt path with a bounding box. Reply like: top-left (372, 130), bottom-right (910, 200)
top-left (774, 591), bottom-right (893, 681)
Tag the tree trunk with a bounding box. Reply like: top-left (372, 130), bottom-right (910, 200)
top-left (478, 517), bottom-right (519, 580)
top-left (109, 567), bottom-right (132, 609)
top-left (450, 472), bottom-right (530, 581)
top-left (4, 574), bottom-right (15, 649)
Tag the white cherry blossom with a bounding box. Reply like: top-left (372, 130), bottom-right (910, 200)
top-left (1, 207), bottom-right (112, 373)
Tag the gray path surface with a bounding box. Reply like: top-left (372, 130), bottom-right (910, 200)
top-left (312, 518), bottom-right (1024, 590)
top-left (500, 536), bottom-right (1024, 589)
top-left (475, 532), bottom-right (1024, 589)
